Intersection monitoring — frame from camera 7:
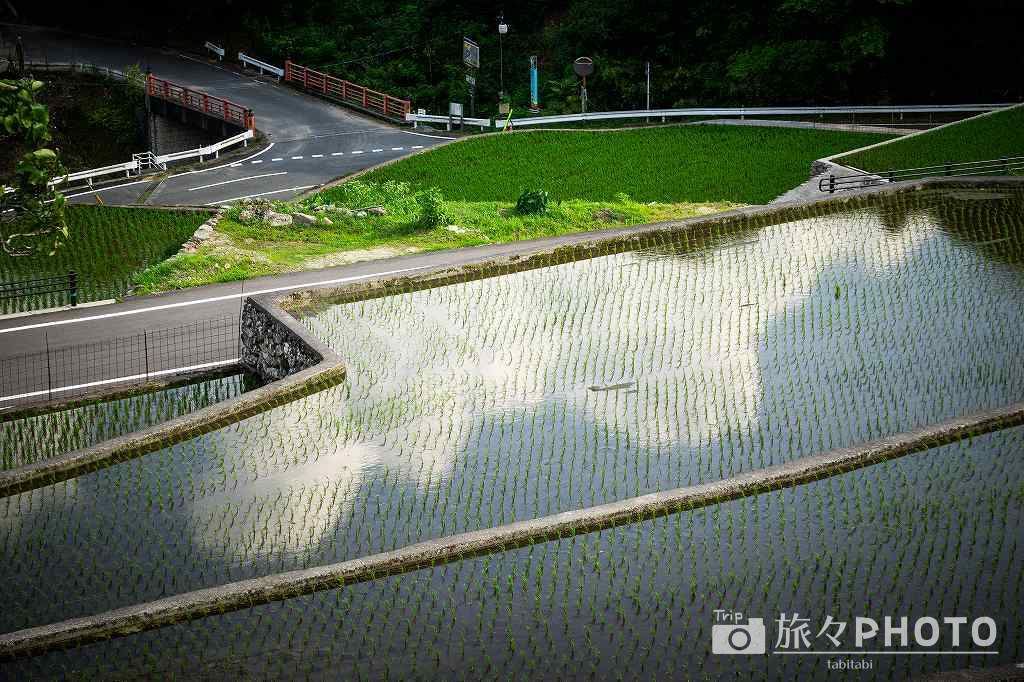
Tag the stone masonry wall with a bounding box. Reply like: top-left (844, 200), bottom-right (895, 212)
top-left (240, 298), bottom-right (322, 382)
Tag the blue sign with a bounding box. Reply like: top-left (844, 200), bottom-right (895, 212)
top-left (529, 56), bottom-right (539, 111)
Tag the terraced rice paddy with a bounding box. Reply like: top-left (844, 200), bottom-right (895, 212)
top-left (1, 373), bottom-right (249, 471)
top-left (0, 206), bottom-right (208, 314)
top-left (5, 428), bottom-right (1022, 679)
top-left (1, 185), bottom-right (1022, 677)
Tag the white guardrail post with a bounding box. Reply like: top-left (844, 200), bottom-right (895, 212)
top-left (404, 103), bottom-right (1015, 130)
top-left (238, 53), bottom-right (284, 81)
top-left (204, 42), bottom-right (225, 61)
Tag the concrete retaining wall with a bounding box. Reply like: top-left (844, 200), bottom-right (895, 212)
top-left (240, 298), bottom-right (322, 382)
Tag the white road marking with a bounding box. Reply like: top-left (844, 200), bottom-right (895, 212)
top-left (371, 148), bottom-right (384, 152)
top-left (331, 152), bottom-right (344, 156)
top-left (411, 145), bottom-right (424, 149)
top-left (188, 172), bottom-right (288, 192)
top-left (168, 143), bottom-right (275, 178)
top-left (203, 184), bottom-right (317, 205)
top-left (0, 358), bottom-right (239, 403)
top-left (402, 130), bottom-right (456, 140)
top-left (62, 179), bottom-right (152, 200)
top-left (271, 157), bottom-right (284, 161)
top-left (229, 163), bottom-right (242, 168)
top-left (251, 160), bottom-right (263, 164)
top-left (291, 156), bottom-right (304, 160)
top-left (311, 154), bottom-right (324, 158)
top-left (0, 264), bottom-right (430, 335)
top-left (391, 147), bottom-right (404, 151)
top-left (351, 150), bottom-right (364, 155)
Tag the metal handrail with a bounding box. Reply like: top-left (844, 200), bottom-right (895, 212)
top-left (404, 103), bottom-right (1017, 130)
top-left (819, 156), bottom-right (1024, 193)
top-left (0, 271), bottom-right (77, 305)
top-left (238, 52), bottom-right (283, 79)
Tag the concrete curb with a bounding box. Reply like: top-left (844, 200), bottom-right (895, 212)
top-left (2, 399), bottom-right (1022, 659)
top-left (0, 297), bottom-right (345, 499)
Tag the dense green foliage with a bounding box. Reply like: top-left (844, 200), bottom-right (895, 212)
top-left (364, 126), bottom-right (892, 204)
top-left (0, 77), bottom-right (66, 256)
top-left (0, 206), bottom-right (208, 312)
top-left (31, 2), bottom-right (1024, 116)
top-left (515, 189), bottom-right (549, 215)
top-left (838, 105), bottom-right (1024, 172)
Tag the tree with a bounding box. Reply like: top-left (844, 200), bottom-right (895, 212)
top-left (0, 78), bottom-right (67, 256)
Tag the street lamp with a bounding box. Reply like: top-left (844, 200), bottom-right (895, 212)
top-left (498, 14), bottom-right (508, 100)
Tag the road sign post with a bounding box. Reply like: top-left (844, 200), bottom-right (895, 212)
top-left (574, 57), bottom-right (593, 114)
top-left (462, 37), bottom-right (480, 117)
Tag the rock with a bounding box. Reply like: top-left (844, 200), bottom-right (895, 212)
top-left (319, 216), bottom-right (333, 226)
top-left (355, 211), bottom-right (367, 218)
top-left (294, 212), bottom-right (318, 225)
top-left (592, 208), bottom-right (623, 223)
top-left (445, 224), bottom-right (470, 234)
top-left (365, 206), bottom-right (387, 216)
top-left (238, 209), bottom-right (254, 223)
top-left (268, 211), bottom-right (293, 227)
top-left (313, 204), bottom-right (336, 213)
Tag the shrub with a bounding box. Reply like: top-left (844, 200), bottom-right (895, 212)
top-left (416, 188), bottom-right (449, 228)
top-left (515, 189), bottom-right (549, 215)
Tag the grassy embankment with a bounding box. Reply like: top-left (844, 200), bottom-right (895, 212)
top-left (134, 125), bottom-right (890, 293)
top-left (837, 104), bottom-right (1024, 172)
top-left (0, 206), bottom-right (207, 313)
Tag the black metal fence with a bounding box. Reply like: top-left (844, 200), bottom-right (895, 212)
top-left (0, 315), bottom-right (240, 409)
top-left (0, 272), bottom-right (79, 310)
top-left (820, 156), bottom-right (1024, 193)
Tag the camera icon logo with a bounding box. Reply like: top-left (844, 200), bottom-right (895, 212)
top-left (712, 618), bottom-right (766, 655)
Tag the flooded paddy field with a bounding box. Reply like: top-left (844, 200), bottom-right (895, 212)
top-left (0, 373), bottom-right (250, 471)
top-left (6, 427), bottom-right (1022, 679)
top-left (1, 185), bottom-right (1022, 675)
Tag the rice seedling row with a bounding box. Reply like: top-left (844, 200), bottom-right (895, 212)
top-left (362, 125), bottom-right (892, 204)
top-left (4, 427), bottom-right (1020, 679)
top-left (0, 206), bottom-right (208, 314)
top-left (0, 373), bottom-right (249, 471)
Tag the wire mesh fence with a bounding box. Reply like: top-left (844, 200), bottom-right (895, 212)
top-left (0, 315), bottom-right (240, 409)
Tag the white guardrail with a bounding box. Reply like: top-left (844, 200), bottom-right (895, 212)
top-left (153, 129), bottom-right (254, 167)
top-left (205, 41), bottom-right (225, 60)
top-left (10, 130), bottom-right (256, 193)
top-left (407, 103), bottom-right (1017, 131)
top-left (238, 52), bottom-right (283, 79)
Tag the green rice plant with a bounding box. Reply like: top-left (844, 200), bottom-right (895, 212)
top-left (362, 125), bottom-right (893, 204)
top-left (0, 205), bottom-right (208, 313)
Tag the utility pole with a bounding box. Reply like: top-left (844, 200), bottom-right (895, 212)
top-left (645, 61), bottom-right (651, 111)
top-left (498, 14), bottom-right (508, 100)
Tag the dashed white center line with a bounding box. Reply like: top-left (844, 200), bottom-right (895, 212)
top-left (187, 171), bottom-right (287, 192)
top-left (391, 147), bottom-right (404, 151)
top-left (331, 152), bottom-right (344, 156)
top-left (351, 150), bottom-right (363, 155)
top-left (251, 160), bottom-right (263, 164)
top-left (230, 163), bottom-right (242, 167)
top-left (412, 145), bottom-right (423, 149)
top-left (311, 154), bottom-right (324, 158)
top-left (271, 157), bottom-right (283, 161)
top-left (291, 156), bottom-right (304, 160)
top-left (371, 148), bottom-right (383, 152)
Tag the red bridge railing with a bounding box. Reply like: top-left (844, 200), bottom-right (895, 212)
top-left (147, 74), bottom-right (255, 130)
top-left (283, 61), bottom-right (411, 119)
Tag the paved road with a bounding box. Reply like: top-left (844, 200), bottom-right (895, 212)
top-left (0, 24), bottom-right (451, 206)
